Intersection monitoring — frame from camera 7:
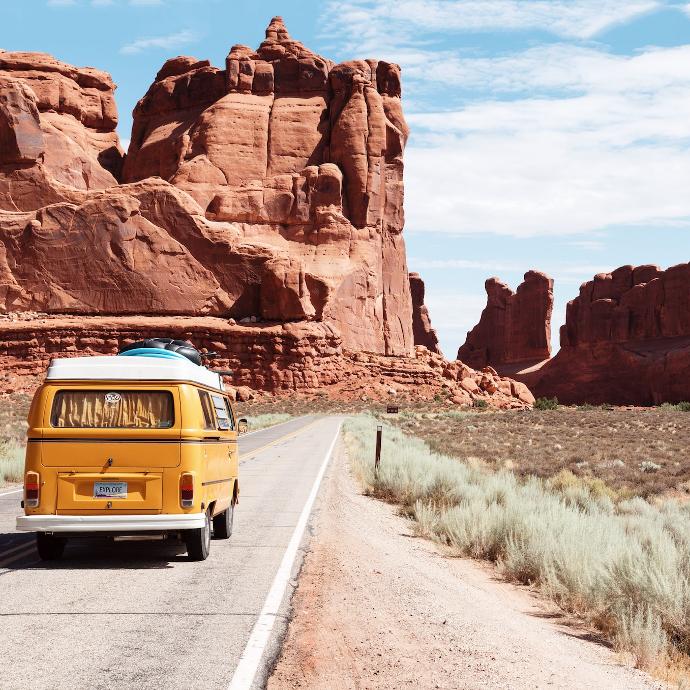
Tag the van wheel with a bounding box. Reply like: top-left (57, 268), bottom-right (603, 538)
top-left (185, 510), bottom-right (211, 561)
top-left (213, 502), bottom-right (234, 540)
top-left (36, 533), bottom-right (66, 561)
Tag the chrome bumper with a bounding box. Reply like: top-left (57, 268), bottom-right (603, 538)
top-left (16, 513), bottom-right (205, 533)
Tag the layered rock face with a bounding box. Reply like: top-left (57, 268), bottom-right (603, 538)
top-left (409, 272), bottom-right (441, 354)
top-left (119, 16), bottom-right (412, 355)
top-left (0, 50), bottom-right (122, 208)
top-left (458, 271), bottom-right (553, 369)
top-left (0, 18), bottom-right (412, 357)
top-left (0, 18), bottom-right (535, 408)
top-left (522, 263), bottom-right (690, 405)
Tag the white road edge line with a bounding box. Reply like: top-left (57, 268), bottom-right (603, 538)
top-left (0, 488), bottom-right (22, 498)
top-left (228, 419), bottom-right (342, 690)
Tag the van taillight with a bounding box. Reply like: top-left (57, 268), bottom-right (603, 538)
top-left (180, 473), bottom-right (194, 508)
top-left (25, 471), bottom-right (40, 508)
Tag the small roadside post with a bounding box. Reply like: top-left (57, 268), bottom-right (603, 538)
top-left (375, 425), bottom-right (382, 476)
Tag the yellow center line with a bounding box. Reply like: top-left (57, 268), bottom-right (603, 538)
top-left (238, 418), bottom-right (322, 462)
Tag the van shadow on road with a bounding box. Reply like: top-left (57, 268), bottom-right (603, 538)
top-left (0, 532), bottom-right (191, 572)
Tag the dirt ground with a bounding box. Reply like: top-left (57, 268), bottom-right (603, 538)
top-left (268, 443), bottom-right (662, 690)
top-left (390, 407), bottom-right (690, 498)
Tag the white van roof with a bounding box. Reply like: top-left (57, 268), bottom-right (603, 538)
top-left (46, 356), bottom-right (225, 392)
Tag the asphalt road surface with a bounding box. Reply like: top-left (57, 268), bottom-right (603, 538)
top-left (0, 415), bottom-right (341, 690)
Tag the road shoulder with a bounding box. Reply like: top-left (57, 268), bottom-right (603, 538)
top-left (268, 441), bottom-right (662, 690)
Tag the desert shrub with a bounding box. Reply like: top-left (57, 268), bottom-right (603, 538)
top-left (344, 416), bottom-right (690, 669)
top-left (473, 399), bottom-right (488, 409)
top-left (244, 413), bottom-right (292, 432)
top-left (0, 441), bottom-right (24, 483)
top-left (676, 402), bottom-right (690, 412)
top-left (534, 397), bottom-right (559, 410)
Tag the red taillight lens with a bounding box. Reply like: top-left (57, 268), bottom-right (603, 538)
top-left (180, 473), bottom-right (194, 508)
top-left (25, 471), bottom-right (40, 508)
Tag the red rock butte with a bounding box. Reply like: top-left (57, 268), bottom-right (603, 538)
top-left (0, 18), bottom-right (532, 408)
top-left (523, 263), bottom-right (690, 405)
top-left (458, 271), bottom-right (553, 369)
top-left (462, 264), bottom-right (690, 405)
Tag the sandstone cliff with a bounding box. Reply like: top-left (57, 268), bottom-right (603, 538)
top-left (457, 271), bottom-right (553, 369)
top-left (0, 18), bottom-right (412, 356)
top-left (409, 272), bottom-right (441, 354)
top-left (0, 18), bottom-right (533, 409)
top-left (521, 263), bottom-right (690, 405)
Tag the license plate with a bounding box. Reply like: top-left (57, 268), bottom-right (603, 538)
top-left (94, 481), bottom-right (128, 499)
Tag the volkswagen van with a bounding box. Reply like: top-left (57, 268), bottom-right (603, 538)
top-left (16, 348), bottom-right (242, 561)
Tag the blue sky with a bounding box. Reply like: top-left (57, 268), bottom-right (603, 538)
top-left (5, 1), bottom-right (690, 357)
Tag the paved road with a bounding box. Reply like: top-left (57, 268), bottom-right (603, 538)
top-left (0, 415), bottom-right (341, 690)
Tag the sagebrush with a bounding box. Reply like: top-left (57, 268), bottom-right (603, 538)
top-left (344, 416), bottom-right (690, 670)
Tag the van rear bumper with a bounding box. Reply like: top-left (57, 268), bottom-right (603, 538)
top-left (16, 513), bottom-right (205, 533)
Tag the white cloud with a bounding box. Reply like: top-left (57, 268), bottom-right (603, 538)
top-left (120, 29), bottom-right (197, 54)
top-left (91, 0), bottom-right (114, 5)
top-left (47, 0), bottom-right (77, 6)
top-left (129, 0), bottom-right (164, 5)
top-left (322, 0), bottom-right (661, 53)
top-left (401, 41), bottom-right (690, 237)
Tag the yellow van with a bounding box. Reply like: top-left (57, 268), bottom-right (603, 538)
top-left (16, 346), bottom-right (243, 562)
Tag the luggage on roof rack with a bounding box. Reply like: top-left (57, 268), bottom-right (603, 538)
top-left (118, 338), bottom-right (203, 366)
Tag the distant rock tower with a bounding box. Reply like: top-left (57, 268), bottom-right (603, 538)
top-left (409, 272), bottom-right (442, 354)
top-left (457, 271), bottom-right (553, 369)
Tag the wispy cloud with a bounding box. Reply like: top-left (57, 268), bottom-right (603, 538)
top-left (322, 0), bottom-right (661, 53)
top-left (120, 28), bottom-right (197, 54)
top-left (47, 0), bottom-right (77, 6)
top-left (129, 0), bottom-right (164, 5)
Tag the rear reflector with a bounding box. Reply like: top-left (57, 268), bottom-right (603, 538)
top-left (25, 471), bottom-right (40, 508)
top-left (180, 473), bottom-right (194, 508)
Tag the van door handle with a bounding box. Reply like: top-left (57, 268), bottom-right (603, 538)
top-left (206, 436), bottom-right (221, 440)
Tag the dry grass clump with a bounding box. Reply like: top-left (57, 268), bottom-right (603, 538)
top-left (345, 415), bottom-right (690, 671)
top-left (244, 413), bottom-right (293, 432)
top-left (0, 441), bottom-right (24, 484)
top-left (390, 407), bottom-right (690, 498)
top-left (0, 393), bottom-right (30, 485)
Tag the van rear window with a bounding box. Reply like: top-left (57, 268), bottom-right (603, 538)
top-left (50, 390), bottom-right (174, 429)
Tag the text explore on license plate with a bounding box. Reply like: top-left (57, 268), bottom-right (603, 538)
top-left (94, 481), bottom-right (128, 499)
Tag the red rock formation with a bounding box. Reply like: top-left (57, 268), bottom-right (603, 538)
top-left (457, 271), bottom-right (553, 369)
top-left (0, 50), bottom-right (122, 209)
top-left (0, 19), bottom-right (413, 357)
top-left (0, 315), bottom-right (533, 408)
top-left (520, 263), bottom-right (690, 405)
top-left (409, 272), bottom-right (441, 354)
top-left (0, 18), bottom-right (535, 408)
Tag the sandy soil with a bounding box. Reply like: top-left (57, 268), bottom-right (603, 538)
top-left (268, 443), bottom-right (663, 690)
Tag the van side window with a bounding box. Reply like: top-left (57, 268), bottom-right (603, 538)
top-left (211, 394), bottom-right (234, 431)
top-left (224, 398), bottom-right (235, 429)
top-left (198, 391), bottom-right (216, 430)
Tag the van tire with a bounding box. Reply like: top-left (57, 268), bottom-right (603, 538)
top-left (185, 510), bottom-right (211, 561)
top-left (213, 502), bottom-right (234, 539)
top-left (36, 533), bottom-right (66, 561)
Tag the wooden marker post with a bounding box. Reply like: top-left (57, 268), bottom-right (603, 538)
top-left (375, 425), bottom-right (382, 476)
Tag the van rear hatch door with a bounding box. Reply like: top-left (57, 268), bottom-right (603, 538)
top-left (39, 387), bottom-right (181, 468)
top-left (39, 439), bottom-right (181, 468)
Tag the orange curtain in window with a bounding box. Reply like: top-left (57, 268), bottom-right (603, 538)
top-left (52, 391), bottom-right (174, 428)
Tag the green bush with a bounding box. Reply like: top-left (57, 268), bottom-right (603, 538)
top-left (534, 397), bottom-right (559, 410)
top-left (473, 399), bottom-right (488, 409)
